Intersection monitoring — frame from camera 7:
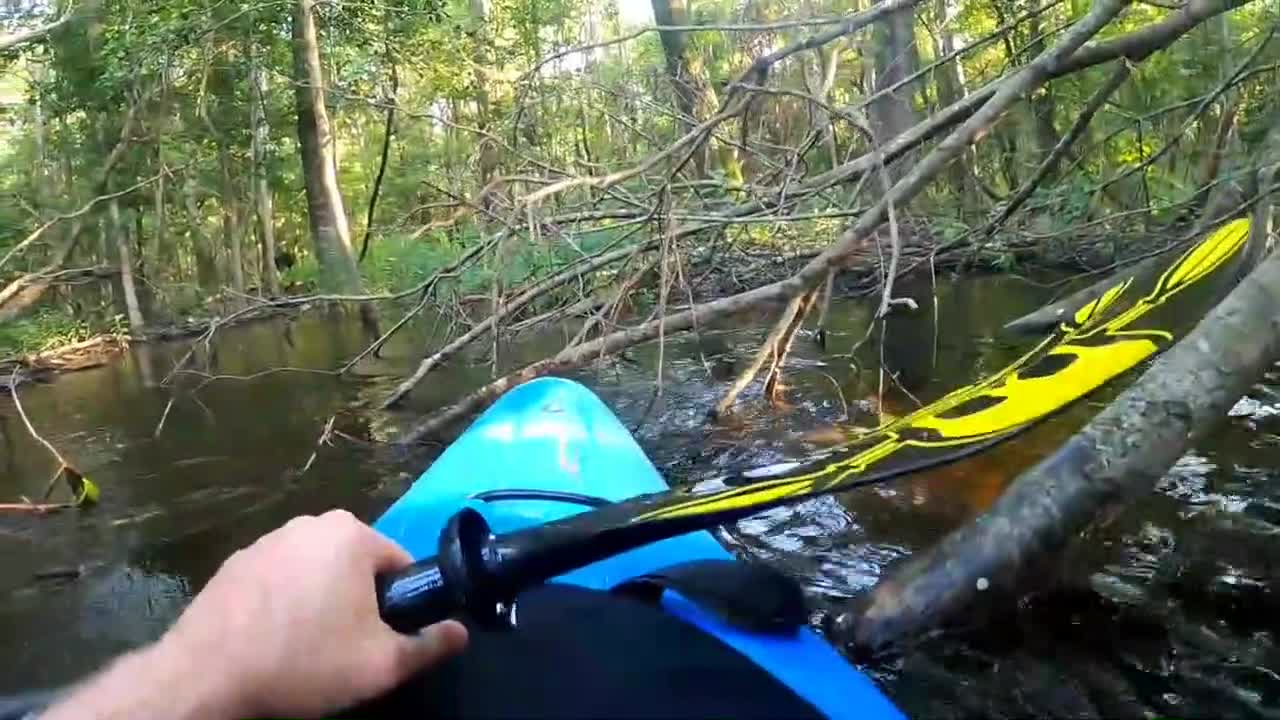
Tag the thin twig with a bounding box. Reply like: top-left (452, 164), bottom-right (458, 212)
top-left (297, 415), bottom-right (337, 476)
top-left (9, 367), bottom-right (69, 500)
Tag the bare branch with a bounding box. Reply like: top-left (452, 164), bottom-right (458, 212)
top-left (520, 7), bottom-right (913, 83)
top-left (0, 169), bottom-right (172, 274)
top-left (0, 8), bottom-right (74, 52)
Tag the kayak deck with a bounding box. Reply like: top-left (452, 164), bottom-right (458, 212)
top-left (376, 377), bottom-right (728, 588)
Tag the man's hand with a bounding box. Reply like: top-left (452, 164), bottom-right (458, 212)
top-left (42, 510), bottom-right (468, 720)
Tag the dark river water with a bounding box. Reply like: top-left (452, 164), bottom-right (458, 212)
top-left (2, 273), bottom-right (1279, 718)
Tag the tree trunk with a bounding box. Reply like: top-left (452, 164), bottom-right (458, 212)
top-left (219, 145), bottom-right (245, 295)
top-left (468, 0), bottom-right (501, 205)
top-left (930, 0), bottom-right (971, 200)
top-left (930, 0), bottom-right (965, 108)
top-left (250, 49), bottom-right (280, 296)
top-left (651, 0), bottom-right (700, 131)
top-left (807, 40), bottom-right (844, 169)
top-left (649, 0), bottom-right (742, 183)
top-left (109, 199), bottom-right (145, 333)
top-left (1188, 97), bottom-right (1241, 213)
top-left (868, 0), bottom-right (922, 151)
top-left (31, 71), bottom-right (48, 213)
top-left (1025, 12), bottom-right (1059, 163)
top-left (147, 145), bottom-right (166, 276)
top-left (359, 60), bottom-right (396, 264)
top-left (185, 175), bottom-right (220, 290)
top-left (291, 0), bottom-right (363, 295)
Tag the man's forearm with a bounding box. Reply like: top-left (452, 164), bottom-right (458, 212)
top-left (40, 639), bottom-right (244, 720)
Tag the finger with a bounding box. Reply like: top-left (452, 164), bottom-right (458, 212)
top-left (347, 517), bottom-right (415, 573)
top-left (388, 620), bottom-right (469, 680)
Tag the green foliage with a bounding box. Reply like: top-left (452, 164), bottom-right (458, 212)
top-left (0, 308), bottom-right (97, 356)
top-left (355, 223), bottom-right (643, 297)
top-left (362, 233), bottom-right (467, 294)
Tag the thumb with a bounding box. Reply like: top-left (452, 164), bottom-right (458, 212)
top-left (389, 620), bottom-right (469, 679)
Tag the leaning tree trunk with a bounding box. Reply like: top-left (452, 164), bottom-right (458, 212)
top-left (0, 220), bottom-right (87, 322)
top-left (0, 10), bottom-right (73, 52)
top-left (0, 88), bottom-right (140, 320)
top-left (841, 92), bottom-right (1280, 654)
top-left (291, 0), bottom-right (363, 296)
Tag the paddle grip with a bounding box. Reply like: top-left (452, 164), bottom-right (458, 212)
top-left (377, 508), bottom-right (500, 632)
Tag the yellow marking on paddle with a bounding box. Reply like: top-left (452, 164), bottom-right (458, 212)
top-left (912, 339), bottom-right (1157, 440)
top-left (1074, 278), bottom-right (1131, 327)
top-left (1164, 218), bottom-right (1249, 291)
top-left (643, 439), bottom-right (901, 520)
top-left (874, 333), bottom-right (1062, 433)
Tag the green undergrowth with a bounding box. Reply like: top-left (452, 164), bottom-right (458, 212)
top-left (282, 225), bottom-right (640, 298)
top-left (0, 308), bottom-right (103, 357)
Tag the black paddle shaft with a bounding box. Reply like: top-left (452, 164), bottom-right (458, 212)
top-left (376, 490), bottom-right (756, 632)
top-left (375, 459), bottom-right (940, 633)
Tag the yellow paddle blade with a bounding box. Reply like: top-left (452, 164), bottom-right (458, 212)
top-left (637, 218), bottom-right (1252, 523)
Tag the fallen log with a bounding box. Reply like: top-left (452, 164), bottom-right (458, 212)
top-left (833, 219), bottom-right (1280, 653)
top-left (23, 334), bottom-right (129, 372)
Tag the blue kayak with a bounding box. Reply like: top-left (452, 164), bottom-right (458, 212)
top-left (375, 377), bottom-right (904, 720)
